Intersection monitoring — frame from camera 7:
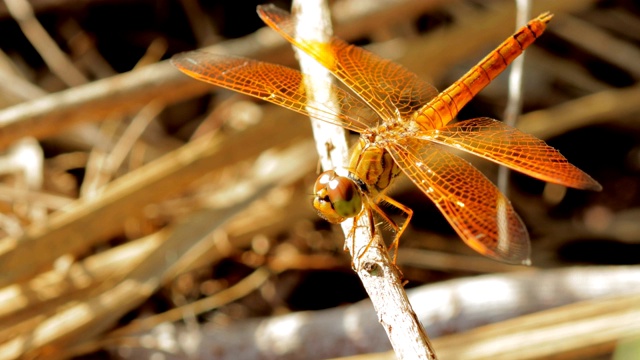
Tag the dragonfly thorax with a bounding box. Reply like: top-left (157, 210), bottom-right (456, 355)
top-left (349, 137), bottom-right (402, 194)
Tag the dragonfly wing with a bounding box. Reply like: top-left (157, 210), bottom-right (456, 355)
top-left (172, 52), bottom-right (379, 132)
top-left (420, 117), bottom-right (602, 190)
top-left (257, 4), bottom-right (439, 122)
top-left (387, 138), bottom-right (530, 264)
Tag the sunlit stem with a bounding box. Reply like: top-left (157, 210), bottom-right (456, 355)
top-left (497, 0), bottom-right (531, 196)
top-left (292, 0), bottom-right (349, 170)
top-left (292, 0), bottom-right (376, 264)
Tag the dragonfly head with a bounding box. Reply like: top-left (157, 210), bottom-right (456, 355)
top-left (312, 170), bottom-right (362, 223)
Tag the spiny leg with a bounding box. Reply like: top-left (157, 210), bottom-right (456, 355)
top-left (350, 206), bottom-right (378, 263)
top-left (371, 194), bottom-right (413, 263)
top-left (348, 196), bottom-right (412, 264)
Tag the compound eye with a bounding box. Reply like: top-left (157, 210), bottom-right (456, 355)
top-left (312, 170), bottom-right (362, 223)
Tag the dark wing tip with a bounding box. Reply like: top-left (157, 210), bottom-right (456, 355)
top-left (170, 51), bottom-right (199, 69)
top-left (585, 179), bottom-right (603, 192)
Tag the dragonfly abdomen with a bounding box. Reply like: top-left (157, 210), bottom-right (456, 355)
top-left (412, 12), bottom-right (553, 130)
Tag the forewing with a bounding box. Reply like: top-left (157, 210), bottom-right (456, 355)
top-left (172, 52), bottom-right (379, 132)
top-left (419, 117), bottom-right (602, 190)
top-left (257, 4), bottom-right (438, 122)
top-left (387, 138), bottom-right (530, 264)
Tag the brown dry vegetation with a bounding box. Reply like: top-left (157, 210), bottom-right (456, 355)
top-left (0, 0), bottom-right (639, 359)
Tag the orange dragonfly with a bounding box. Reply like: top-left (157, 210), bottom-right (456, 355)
top-left (172, 4), bottom-right (601, 265)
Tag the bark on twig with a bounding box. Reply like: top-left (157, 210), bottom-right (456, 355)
top-left (291, 0), bottom-right (436, 358)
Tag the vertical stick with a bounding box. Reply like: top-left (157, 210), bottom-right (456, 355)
top-left (291, 1), bottom-right (437, 358)
top-left (497, 0), bottom-right (531, 196)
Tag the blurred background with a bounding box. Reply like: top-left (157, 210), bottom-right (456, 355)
top-left (0, 0), bottom-right (638, 359)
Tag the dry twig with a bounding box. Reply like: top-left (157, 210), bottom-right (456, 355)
top-left (291, 0), bottom-right (436, 358)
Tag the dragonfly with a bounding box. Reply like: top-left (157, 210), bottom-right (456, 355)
top-left (172, 4), bottom-right (601, 265)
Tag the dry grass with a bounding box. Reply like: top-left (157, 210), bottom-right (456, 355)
top-left (0, 0), bottom-right (638, 358)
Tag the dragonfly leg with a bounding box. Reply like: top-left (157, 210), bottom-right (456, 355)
top-left (350, 206), bottom-right (378, 263)
top-left (371, 195), bottom-right (413, 264)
